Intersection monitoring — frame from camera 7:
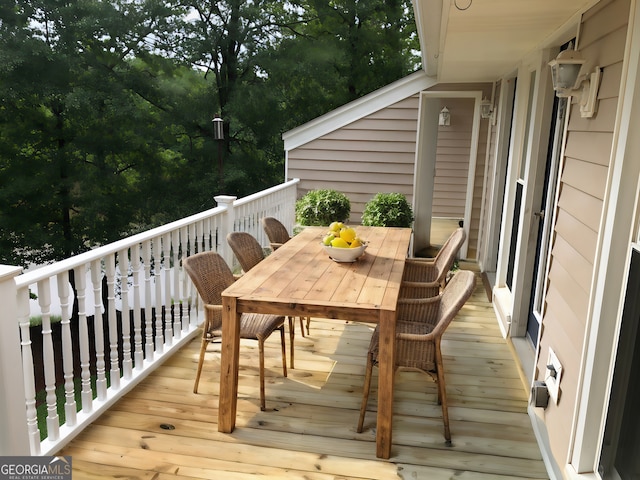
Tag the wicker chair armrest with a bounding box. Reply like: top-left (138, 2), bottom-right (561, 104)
top-left (204, 304), bottom-right (223, 313)
top-left (397, 295), bottom-right (441, 323)
top-left (401, 279), bottom-right (440, 289)
top-left (399, 281), bottom-right (440, 299)
top-left (398, 295), bottom-right (440, 305)
top-left (403, 260), bottom-right (439, 283)
top-left (202, 303), bottom-right (224, 335)
top-left (396, 331), bottom-right (436, 342)
top-left (405, 257), bottom-right (436, 265)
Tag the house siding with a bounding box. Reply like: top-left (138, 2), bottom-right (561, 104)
top-left (433, 98), bottom-right (475, 220)
top-left (535, 0), bottom-right (629, 465)
top-left (287, 83), bottom-right (490, 252)
top-left (287, 96), bottom-right (419, 223)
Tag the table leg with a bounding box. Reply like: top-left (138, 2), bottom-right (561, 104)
top-left (376, 308), bottom-right (396, 459)
top-left (219, 295), bottom-right (241, 433)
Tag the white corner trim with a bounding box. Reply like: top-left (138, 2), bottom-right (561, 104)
top-left (528, 404), bottom-right (565, 480)
top-left (282, 71), bottom-right (438, 150)
top-left (493, 285), bottom-right (513, 338)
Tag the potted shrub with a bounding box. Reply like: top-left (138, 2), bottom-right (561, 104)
top-left (295, 189), bottom-right (351, 226)
top-left (361, 193), bottom-right (414, 228)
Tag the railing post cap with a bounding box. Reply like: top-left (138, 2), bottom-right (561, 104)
top-left (0, 265), bottom-right (23, 280)
top-left (214, 195), bottom-right (238, 205)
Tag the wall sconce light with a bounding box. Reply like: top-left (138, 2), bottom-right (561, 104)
top-left (480, 98), bottom-right (493, 120)
top-left (548, 49), bottom-right (602, 118)
top-left (549, 49), bottom-right (585, 93)
top-left (439, 107), bottom-right (450, 126)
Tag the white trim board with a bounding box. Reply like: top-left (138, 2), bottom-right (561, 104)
top-left (282, 71), bottom-right (438, 151)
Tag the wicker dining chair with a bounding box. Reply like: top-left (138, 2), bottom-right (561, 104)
top-left (357, 270), bottom-right (476, 445)
top-left (182, 251), bottom-right (287, 411)
top-left (261, 216), bottom-right (292, 252)
top-left (401, 227), bottom-right (466, 298)
top-left (227, 231), bottom-right (299, 367)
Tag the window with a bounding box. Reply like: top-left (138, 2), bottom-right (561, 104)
top-left (599, 248), bottom-right (640, 479)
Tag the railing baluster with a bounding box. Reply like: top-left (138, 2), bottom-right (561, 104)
top-left (188, 222), bottom-right (196, 255)
top-left (142, 241), bottom-right (154, 361)
top-left (37, 278), bottom-right (60, 441)
top-left (105, 255), bottom-right (120, 390)
top-left (203, 217), bottom-right (211, 251)
top-left (18, 286), bottom-right (40, 454)
top-left (118, 249), bottom-right (133, 379)
top-left (181, 226), bottom-right (194, 328)
top-left (4, 179), bottom-right (299, 455)
top-left (171, 230), bottom-right (184, 333)
top-left (163, 233), bottom-right (174, 343)
top-left (56, 272), bottom-right (76, 426)
top-left (75, 264), bottom-right (93, 412)
top-left (130, 244), bottom-right (144, 370)
top-left (90, 260), bottom-right (107, 400)
top-left (154, 238), bottom-right (164, 353)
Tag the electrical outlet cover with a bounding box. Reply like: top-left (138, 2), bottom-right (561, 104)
top-left (545, 347), bottom-right (563, 404)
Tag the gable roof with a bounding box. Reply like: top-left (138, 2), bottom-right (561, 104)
top-left (283, 70), bottom-right (437, 151)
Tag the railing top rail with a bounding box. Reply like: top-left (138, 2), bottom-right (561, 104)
top-left (233, 178), bottom-right (299, 208)
top-left (15, 179), bottom-right (300, 288)
top-left (16, 205), bottom-right (225, 287)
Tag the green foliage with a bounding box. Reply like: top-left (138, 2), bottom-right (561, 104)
top-left (295, 189), bottom-right (351, 226)
top-left (29, 316), bottom-right (63, 328)
top-left (361, 193), bottom-right (414, 228)
top-left (0, 0), bottom-right (420, 267)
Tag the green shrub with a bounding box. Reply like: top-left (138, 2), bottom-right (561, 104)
top-left (295, 189), bottom-right (351, 226)
top-left (361, 193), bottom-right (414, 228)
top-left (29, 315), bottom-right (63, 327)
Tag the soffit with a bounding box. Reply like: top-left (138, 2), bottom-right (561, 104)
top-left (415, 0), bottom-right (602, 82)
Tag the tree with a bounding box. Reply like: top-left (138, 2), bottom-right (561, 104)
top-left (0, 0), bottom-right (198, 265)
top-left (261, 0), bottom-right (420, 120)
top-left (161, 0), bottom-right (298, 194)
top-left (0, 0), bottom-right (421, 267)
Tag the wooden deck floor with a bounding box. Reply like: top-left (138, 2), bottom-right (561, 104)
top-left (58, 271), bottom-right (549, 480)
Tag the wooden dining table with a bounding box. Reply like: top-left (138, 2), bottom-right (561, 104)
top-left (219, 225), bottom-right (412, 459)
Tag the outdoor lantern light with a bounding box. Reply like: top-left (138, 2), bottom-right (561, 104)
top-left (480, 98), bottom-right (493, 119)
top-left (213, 114), bottom-right (224, 189)
top-left (212, 115), bottom-right (224, 140)
top-left (439, 107), bottom-right (451, 126)
top-left (548, 48), bottom-right (585, 95)
top-left (548, 49), bottom-right (602, 118)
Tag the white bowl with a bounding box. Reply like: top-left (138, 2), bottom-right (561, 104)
top-left (322, 243), bottom-right (367, 263)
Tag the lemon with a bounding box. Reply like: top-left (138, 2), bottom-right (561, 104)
top-left (329, 221), bottom-right (344, 232)
top-left (330, 237), bottom-right (350, 248)
top-left (322, 234), bottom-right (335, 246)
top-left (350, 238), bottom-right (362, 248)
top-left (340, 227), bottom-right (357, 244)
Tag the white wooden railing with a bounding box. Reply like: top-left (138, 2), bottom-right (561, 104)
top-left (0, 179), bottom-right (299, 456)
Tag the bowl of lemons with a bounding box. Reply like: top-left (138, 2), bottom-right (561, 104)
top-left (321, 222), bottom-right (367, 263)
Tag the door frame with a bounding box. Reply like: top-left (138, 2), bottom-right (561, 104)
top-left (480, 78), bottom-right (516, 277)
top-left (493, 50), bottom-right (557, 341)
top-left (413, 90), bottom-right (483, 258)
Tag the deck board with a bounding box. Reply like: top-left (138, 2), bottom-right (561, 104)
top-left (58, 272), bottom-right (549, 479)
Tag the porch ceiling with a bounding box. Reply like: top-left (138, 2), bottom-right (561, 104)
top-left (414, 0), bottom-right (601, 82)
